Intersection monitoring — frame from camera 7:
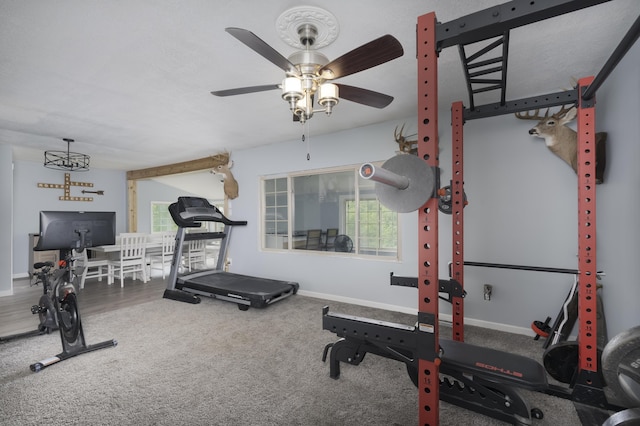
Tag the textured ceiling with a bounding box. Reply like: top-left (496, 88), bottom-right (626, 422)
top-left (0, 0), bottom-right (637, 170)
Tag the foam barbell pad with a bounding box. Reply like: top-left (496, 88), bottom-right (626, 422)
top-left (372, 155), bottom-right (436, 213)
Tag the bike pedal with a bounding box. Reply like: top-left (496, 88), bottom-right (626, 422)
top-left (31, 305), bottom-right (45, 314)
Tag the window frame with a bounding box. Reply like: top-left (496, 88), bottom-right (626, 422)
top-left (150, 201), bottom-right (178, 234)
top-left (150, 199), bottom-right (225, 234)
top-left (260, 163), bottom-right (401, 260)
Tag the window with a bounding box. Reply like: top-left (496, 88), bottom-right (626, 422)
top-left (261, 165), bottom-right (398, 258)
top-left (151, 202), bottom-right (178, 233)
top-left (264, 178), bottom-right (289, 249)
top-left (151, 200), bottom-right (225, 234)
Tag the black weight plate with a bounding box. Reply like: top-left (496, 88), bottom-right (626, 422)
top-left (438, 185), bottom-right (467, 214)
top-left (602, 326), bottom-right (640, 407)
top-left (602, 408), bottom-right (640, 426)
top-left (543, 341), bottom-right (604, 384)
top-left (544, 341), bottom-right (579, 383)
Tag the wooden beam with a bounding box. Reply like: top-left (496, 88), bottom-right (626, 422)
top-left (126, 154), bottom-right (229, 180)
top-left (127, 180), bottom-right (137, 232)
top-left (125, 154), bottom-right (230, 231)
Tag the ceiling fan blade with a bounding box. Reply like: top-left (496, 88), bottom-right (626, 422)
top-left (211, 84), bottom-right (280, 97)
top-left (225, 27), bottom-right (300, 76)
top-left (336, 84), bottom-right (394, 109)
top-left (319, 34), bottom-right (403, 80)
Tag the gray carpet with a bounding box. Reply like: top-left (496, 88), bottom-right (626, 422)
top-left (1, 295), bottom-right (585, 425)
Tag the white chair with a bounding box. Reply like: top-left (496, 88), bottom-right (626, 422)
top-left (73, 249), bottom-right (110, 290)
top-left (147, 232), bottom-right (175, 279)
top-left (183, 239), bottom-right (207, 272)
top-left (108, 233), bottom-right (148, 288)
top-left (205, 240), bottom-right (221, 268)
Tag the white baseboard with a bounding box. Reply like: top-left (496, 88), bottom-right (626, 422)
top-left (298, 290), bottom-right (417, 315)
top-left (12, 272), bottom-right (29, 279)
top-left (299, 290), bottom-right (532, 336)
top-left (0, 289), bottom-right (14, 297)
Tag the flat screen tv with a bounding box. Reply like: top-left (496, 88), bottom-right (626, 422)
top-left (35, 211), bottom-right (116, 251)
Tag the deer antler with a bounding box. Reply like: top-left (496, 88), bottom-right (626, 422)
top-left (550, 104), bottom-right (574, 119)
top-left (514, 108), bottom-right (550, 120)
top-left (515, 104), bottom-right (575, 121)
top-left (394, 124), bottom-right (405, 141)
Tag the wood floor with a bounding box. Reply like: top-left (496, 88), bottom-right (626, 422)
top-left (0, 275), bottom-right (167, 338)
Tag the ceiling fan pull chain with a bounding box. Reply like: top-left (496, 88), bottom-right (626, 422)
top-left (306, 121), bottom-right (311, 160)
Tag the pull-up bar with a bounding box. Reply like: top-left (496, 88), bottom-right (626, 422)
top-left (462, 261), bottom-right (604, 276)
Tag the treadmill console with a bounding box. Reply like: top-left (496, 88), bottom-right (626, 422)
top-left (178, 197), bottom-right (222, 221)
top-left (170, 197), bottom-right (247, 227)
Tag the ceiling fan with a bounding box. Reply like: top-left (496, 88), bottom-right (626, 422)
top-left (211, 22), bottom-right (404, 124)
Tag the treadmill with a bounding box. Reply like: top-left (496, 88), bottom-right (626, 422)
top-left (163, 197), bottom-right (299, 310)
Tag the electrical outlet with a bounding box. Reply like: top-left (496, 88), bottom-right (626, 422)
top-left (483, 284), bottom-right (493, 301)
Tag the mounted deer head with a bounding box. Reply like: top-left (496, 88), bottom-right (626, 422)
top-left (394, 124), bottom-right (418, 155)
top-left (515, 105), bottom-right (607, 184)
top-left (211, 158), bottom-right (239, 199)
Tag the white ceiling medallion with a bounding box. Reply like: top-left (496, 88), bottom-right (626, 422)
top-left (276, 6), bottom-right (339, 49)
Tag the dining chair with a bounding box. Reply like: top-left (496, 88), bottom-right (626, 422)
top-left (324, 228), bottom-right (339, 251)
top-left (73, 248), bottom-right (110, 290)
top-left (108, 233), bottom-right (148, 288)
top-left (147, 232), bottom-right (175, 279)
top-left (304, 229), bottom-right (322, 250)
top-left (183, 239), bottom-right (207, 272)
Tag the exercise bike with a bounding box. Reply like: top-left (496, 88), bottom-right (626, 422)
top-left (1, 250), bottom-right (117, 372)
top-left (28, 249), bottom-right (118, 372)
top-left (0, 261), bottom-right (59, 343)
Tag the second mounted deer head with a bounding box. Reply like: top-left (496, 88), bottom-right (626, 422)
top-left (394, 124), bottom-right (418, 155)
top-left (211, 157), bottom-right (239, 199)
top-left (515, 105), bottom-right (607, 184)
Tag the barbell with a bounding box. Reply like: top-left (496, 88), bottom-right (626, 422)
top-left (359, 154), bottom-right (436, 213)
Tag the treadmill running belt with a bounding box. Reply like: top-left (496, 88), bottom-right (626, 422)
top-left (177, 271), bottom-right (299, 308)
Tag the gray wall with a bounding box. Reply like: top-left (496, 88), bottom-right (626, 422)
top-left (226, 40), bottom-right (639, 338)
top-left (11, 161), bottom-right (127, 277)
top-left (0, 145), bottom-right (13, 296)
top-left (2, 40), bottom-right (637, 339)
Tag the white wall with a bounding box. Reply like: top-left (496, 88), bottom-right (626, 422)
top-left (227, 40), bottom-right (640, 337)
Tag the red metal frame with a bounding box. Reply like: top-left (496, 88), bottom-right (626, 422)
top-left (576, 76), bottom-right (598, 375)
top-left (450, 101), bottom-right (465, 341)
top-left (417, 12), bottom-right (440, 425)
top-left (418, 6), bottom-right (602, 422)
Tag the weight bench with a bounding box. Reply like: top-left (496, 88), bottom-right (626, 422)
top-left (322, 306), bottom-right (547, 424)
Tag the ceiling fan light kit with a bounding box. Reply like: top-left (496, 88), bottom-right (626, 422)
top-left (211, 5), bottom-right (403, 125)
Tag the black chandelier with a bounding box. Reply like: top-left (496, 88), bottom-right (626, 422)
top-left (44, 138), bottom-right (90, 172)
